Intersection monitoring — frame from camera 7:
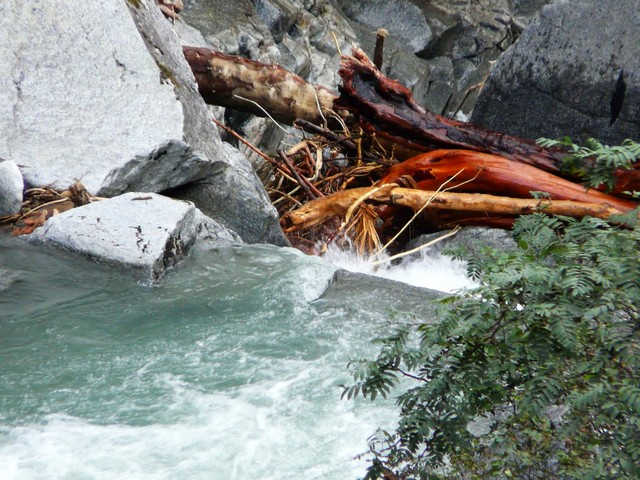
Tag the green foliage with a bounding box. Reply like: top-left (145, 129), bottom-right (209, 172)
top-left (346, 213), bottom-right (640, 479)
top-left (537, 137), bottom-right (640, 192)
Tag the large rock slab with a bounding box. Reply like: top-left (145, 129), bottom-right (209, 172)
top-left (166, 143), bottom-right (291, 246)
top-left (0, 0), bottom-right (286, 245)
top-left (313, 269), bottom-right (444, 320)
top-left (27, 193), bottom-right (240, 281)
top-left (471, 0), bottom-right (640, 143)
top-left (0, 160), bottom-right (23, 216)
top-left (0, 1), bottom-right (183, 193)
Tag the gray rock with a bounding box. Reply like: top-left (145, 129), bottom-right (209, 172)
top-left (167, 144), bottom-right (290, 246)
top-left (0, 1), bottom-right (182, 194)
top-left (126, 0), bottom-right (287, 248)
top-left (405, 227), bottom-right (517, 259)
top-left (508, 0), bottom-right (554, 25)
top-left (471, 0), bottom-right (640, 144)
top-left (252, 0), bottom-right (300, 43)
top-left (313, 269), bottom-right (444, 319)
top-left (0, 0), bottom-right (286, 246)
top-left (414, 0), bottom-right (515, 118)
top-left (27, 193), bottom-right (239, 281)
top-left (180, 0), bottom-right (280, 63)
top-left (339, 0), bottom-right (432, 54)
top-left (467, 405), bottom-right (513, 438)
top-left (0, 160), bottom-right (23, 216)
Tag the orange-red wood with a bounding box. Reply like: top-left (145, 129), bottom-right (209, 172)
top-left (379, 150), bottom-right (638, 212)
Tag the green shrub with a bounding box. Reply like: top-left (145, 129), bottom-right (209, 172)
top-left (537, 137), bottom-right (640, 192)
top-left (347, 213), bottom-right (640, 479)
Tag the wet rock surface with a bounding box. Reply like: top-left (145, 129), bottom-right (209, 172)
top-left (0, 161), bottom-right (23, 217)
top-left (27, 193), bottom-right (239, 281)
top-left (314, 269), bottom-right (444, 319)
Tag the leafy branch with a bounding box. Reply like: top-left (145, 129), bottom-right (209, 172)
top-left (537, 137), bottom-right (640, 192)
top-left (346, 212), bottom-right (640, 479)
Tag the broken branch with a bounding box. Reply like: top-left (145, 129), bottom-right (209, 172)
top-left (183, 46), bottom-right (339, 126)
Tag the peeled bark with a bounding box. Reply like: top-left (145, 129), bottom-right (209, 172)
top-left (183, 46), bottom-right (338, 126)
top-left (336, 47), bottom-right (567, 172)
top-left (282, 186), bottom-right (633, 233)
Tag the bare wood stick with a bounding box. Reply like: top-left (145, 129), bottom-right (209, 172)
top-left (212, 117), bottom-right (297, 183)
top-left (277, 149), bottom-right (323, 199)
top-left (281, 186), bottom-right (633, 232)
top-left (373, 28), bottom-right (388, 70)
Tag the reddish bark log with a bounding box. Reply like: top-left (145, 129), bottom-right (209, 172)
top-left (181, 46), bottom-right (640, 204)
top-left (378, 150), bottom-right (638, 213)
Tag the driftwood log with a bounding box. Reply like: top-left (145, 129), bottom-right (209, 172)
top-left (183, 46), bottom-right (640, 193)
top-left (378, 150), bottom-right (637, 212)
top-left (183, 46), bottom-right (338, 126)
top-left (335, 48), bottom-right (567, 172)
top-left (336, 48), bottom-right (640, 196)
top-left (281, 185), bottom-right (632, 233)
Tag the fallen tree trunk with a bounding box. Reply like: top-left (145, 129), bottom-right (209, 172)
top-left (281, 186), bottom-right (634, 232)
top-left (335, 48), bottom-right (568, 173)
top-left (183, 46), bottom-right (640, 193)
top-left (182, 46), bottom-right (639, 241)
top-left (182, 46), bottom-right (566, 170)
top-left (183, 46), bottom-right (338, 126)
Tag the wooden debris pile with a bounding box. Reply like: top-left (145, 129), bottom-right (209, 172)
top-left (0, 182), bottom-right (98, 236)
top-left (186, 45), bottom-right (639, 256)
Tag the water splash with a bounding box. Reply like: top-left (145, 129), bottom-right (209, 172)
top-left (321, 244), bottom-right (475, 293)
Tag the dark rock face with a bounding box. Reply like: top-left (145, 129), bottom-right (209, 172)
top-left (166, 144), bottom-right (290, 247)
top-left (471, 0), bottom-right (640, 144)
top-left (415, 0), bottom-right (517, 117)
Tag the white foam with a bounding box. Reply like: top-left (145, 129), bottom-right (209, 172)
top-left (0, 366), bottom-right (393, 480)
top-left (0, 242), bottom-right (476, 480)
top-left (321, 244), bottom-right (476, 293)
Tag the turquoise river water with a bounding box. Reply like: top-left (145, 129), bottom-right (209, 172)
top-left (0, 236), bottom-right (472, 479)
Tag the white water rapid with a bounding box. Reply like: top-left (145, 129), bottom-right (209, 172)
top-left (0, 237), bottom-right (473, 480)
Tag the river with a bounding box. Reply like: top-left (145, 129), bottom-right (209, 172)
top-left (0, 236), bottom-right (472, 479)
